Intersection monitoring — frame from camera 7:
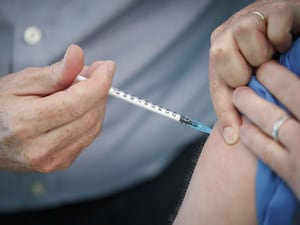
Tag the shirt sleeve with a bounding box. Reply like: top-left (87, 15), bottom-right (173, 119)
top-left (248, 38), bottom-right (300, 225)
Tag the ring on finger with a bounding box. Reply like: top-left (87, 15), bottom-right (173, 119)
top-left (272, 114), bottom-right (291, 141)
top-left (250, 10), bottom-right (266, 22)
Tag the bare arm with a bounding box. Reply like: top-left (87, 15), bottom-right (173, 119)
top-left (173, 125), bottom-right (257, 225)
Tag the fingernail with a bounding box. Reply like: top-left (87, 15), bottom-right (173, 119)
top-left (63, 45), bottom-right (73, 63)
top-left (223, 126), bottom-right (238, 145)
top-left (55, 45), bottom-right (73, 74)
top-left (105, 60), bottom-right (115, 77)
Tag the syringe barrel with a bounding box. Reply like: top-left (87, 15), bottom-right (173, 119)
top-left (109, 87), bottom-right (181, 122)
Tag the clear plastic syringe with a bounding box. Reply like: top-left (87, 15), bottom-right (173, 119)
top-left (76, 75), bottom-right (212, 134)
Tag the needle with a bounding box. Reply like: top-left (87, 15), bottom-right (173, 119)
top-left (76, 75), bottom-right (212, 134)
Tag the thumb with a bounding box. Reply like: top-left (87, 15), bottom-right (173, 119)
top-left (51, 44), bottom-right (84, 91)
top-left (12, 44), bottom-right (84, 96)
top-left (210, 72), bottom-right (241, 145)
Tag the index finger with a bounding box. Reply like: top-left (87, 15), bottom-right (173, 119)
top-left (28, 61), bottom-right (115, 133)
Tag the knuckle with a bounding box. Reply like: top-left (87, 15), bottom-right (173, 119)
top-left (251, 53), bottom-right (267, 67)
top-left (232, 19), bottom-right (249, 37)
top-left (210, 27), bottom-right (221, 42)
top-left (25, 145), bottom-right (54, 172)
top-left (31, 156), bottom-right (57, 173)
top-left (27, 155), bottom-right (47, 172)
top-left (59, 160), bottom-right (72, 170)
top-left (210, 21), bottom-right (228, 43)
top-left (36, 164), bottom-right (54, 173)
top-left (209, 44), bottom-right (228, 62)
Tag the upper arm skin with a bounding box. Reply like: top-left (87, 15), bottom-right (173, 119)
top-left (173, 124), bottom-right (258, 225)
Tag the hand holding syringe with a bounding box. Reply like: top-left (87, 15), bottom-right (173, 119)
top-left (76, 75), bottom-right (211, 134)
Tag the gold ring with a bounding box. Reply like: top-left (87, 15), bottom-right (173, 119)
top-left (271, 114), bottom-right (290, 141)
top-left (250, 10), bottom-right (266, 22)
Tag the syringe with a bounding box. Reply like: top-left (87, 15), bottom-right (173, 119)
top-left (76, 75), bottom-right (212, 134)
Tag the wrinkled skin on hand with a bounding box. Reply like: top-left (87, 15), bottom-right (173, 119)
top-left (0, 45), bottom-right (115, 172)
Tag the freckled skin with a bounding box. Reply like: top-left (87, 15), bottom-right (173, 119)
top-left (0, 45), bottom-right (115, 172)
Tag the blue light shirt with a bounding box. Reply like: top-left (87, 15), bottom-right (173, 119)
top-left (249, 38), bottom-right (300, 225)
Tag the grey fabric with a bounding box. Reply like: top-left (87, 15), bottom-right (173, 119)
top-left (0, 0), bottom-right (252, 212)
top-left (0, 17), bottom-right (12, 76)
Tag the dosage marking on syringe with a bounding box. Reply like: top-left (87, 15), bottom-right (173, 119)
top-left (78, 77), bottom-right (211, 134)
top-left (111, 87), bottom-right (179, 119)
